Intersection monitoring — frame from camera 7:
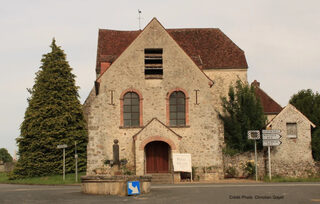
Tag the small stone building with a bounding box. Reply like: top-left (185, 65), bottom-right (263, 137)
top-left (253, 81), bottom-right (316, 177)
top-left (223, 83), bottom-right (316, 179)
top-left (266, 104), bottom-right (316, 177)
top-left (83, 18), bottom-right (248, 181)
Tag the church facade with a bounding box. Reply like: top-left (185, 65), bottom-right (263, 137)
top-left (83, 18), bottom-right (316, 181)
top-left (83, 18), bottom-right (247, 180)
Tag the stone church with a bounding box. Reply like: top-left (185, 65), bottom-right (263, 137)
top-left (84, 18), bottom-right (316, 181)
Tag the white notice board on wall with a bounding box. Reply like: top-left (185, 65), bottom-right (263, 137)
top-left (172, 153), bottom-right (192, 172)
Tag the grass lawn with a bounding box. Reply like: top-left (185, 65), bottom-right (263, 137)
top-left (0, 172), bottom-right (85, 185)
top-left (264, 175), bottom-right (320, 182)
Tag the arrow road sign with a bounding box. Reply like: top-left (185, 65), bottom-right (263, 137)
top-left (127, 181), bottom-right (140, 195)
top-left (263, 140), bottom-right (282, 147)
top-left (262, 129), bottom-right (281, 134)
top-left (262, 134), bottom-right (282, 140)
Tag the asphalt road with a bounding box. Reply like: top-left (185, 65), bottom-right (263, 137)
top-left (0, 183), bottom-right (320, 204)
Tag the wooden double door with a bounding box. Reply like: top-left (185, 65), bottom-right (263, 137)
top-left (145, 141), bottom-right (170, 173)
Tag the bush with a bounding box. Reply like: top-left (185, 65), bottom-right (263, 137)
top-left (225, 166), bottom-right (237, 178)
top-left (243, 160), bottom-right (255, 178)
top-left (0, 148), bottom-right (13, 163)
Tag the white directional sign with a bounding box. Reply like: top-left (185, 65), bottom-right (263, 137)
top-left (262, 134), bottom-right (282, 140)
top-left (263, 140), bottom-right (282, 146)
top-left (248, 130), bottom-right (260, 140)
top-left (262, 129), bottom-right (281, 134)
top-left (57, 144), bottom-right (67, 149)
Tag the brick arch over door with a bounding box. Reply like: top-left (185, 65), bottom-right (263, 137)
top-left (139, 136), bottom-right (177, 151)
top-left (166, 88), bottom-right (189, 126)
top-left (120, 88), bottom-right (143, 127)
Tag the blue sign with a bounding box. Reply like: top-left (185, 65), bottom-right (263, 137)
top-left (127, 181), bottom-right (140, 195)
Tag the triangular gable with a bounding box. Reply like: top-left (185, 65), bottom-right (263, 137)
top-left (267, 104), bottom-right (316, 128)
top-left (97, 18), bottom-right (214, 85)
top-left (133, 118), bottom-right (182, 140)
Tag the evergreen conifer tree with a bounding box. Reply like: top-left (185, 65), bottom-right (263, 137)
top-left (219, 81), bottom-right (266, 153)
top-left (12, 39), bottom-right (87, 178)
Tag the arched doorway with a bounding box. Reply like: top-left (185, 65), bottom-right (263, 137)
top-left (145, 141), bottom-right (170, 173)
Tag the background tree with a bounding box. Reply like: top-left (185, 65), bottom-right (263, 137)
top-left (0, 148), bottom-right (13, 163)
top-left (12, 39), bottom-right (87, 178)
top-left (219, 80), bottom-right (266, 153)
top-left (289, 89), bottom-right (320, 160)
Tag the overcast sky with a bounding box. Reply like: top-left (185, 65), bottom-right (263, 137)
top-left (1, 0), bottom-right (319, 156)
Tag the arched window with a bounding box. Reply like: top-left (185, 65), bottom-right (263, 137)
top-left (123, 92), bottom-right (140, 127)
top-left (169, 91), bottom-right (186, 126)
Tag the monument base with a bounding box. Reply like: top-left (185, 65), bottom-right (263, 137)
top-left (81, 175), bottom-right (152, 196)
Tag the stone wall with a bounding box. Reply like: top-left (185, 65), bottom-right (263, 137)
top-left (223, 151), bottom-right (266, 179)
top-left (0, 164), bottom-right (4, 173)
top-left (0, 162), bottom-right (15, 173)
top-left (223, 149), bottom-right (317, 179)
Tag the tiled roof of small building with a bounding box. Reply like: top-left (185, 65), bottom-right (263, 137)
top-left (96, 28), bottom-right (248, 74)
top-left (252, 80), bottom-right (283, 114)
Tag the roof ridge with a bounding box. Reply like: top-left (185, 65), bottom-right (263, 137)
top-left (267, 104), bottom-right (316, 128)
top-left (98, 28), bottom-right (220, 32)
top-left (166, 28), bottom-right (219, 30)
top-left (99, 28), bottom-right (141, 32)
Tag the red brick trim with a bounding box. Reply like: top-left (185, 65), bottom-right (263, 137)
top-left (166, 88), bottom-right (189, 126)
top-left (139, 136), bottom-right (177, 150)
top-left (120, 89), bottom-right (143, 127)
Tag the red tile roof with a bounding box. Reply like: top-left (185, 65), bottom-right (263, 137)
top-left (96, 28), bottom-right (248, 74)
top-left (167, 29), bottom-right (248, 69)
top-left (252, 80), bottom-right (283, 114)
top-left (96, 29), bottom-right (141, 74)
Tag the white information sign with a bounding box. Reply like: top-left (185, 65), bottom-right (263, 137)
top-left (262, 134), bottom-right (281, 140)
top-left (262, 129), bottom-right (281, 134)
top-left (57, 144), bottom-right (67, 149)
top-left (263, 140), bottom-right (282, 146)
top-left (172, 153), bottom-right (192, 172)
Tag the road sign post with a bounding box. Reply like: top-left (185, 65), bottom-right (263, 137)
top-left (254, 140), bottom-right (258, 181)
top-left (57, 144), bottom-right (68, 181)
top-left (247, 130), bottom-right (260, 181)
top-left (262, 130), bottom-right (281, 181)
top-left (75, 141), bottom-right (78, 182)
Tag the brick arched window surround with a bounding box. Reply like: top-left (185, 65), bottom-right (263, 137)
top-left (120, 89), bottom-right (143, 127)
top-left (139, 136), bottom-right (177, 150)
top-left (166, 88), bottom-right (189, 126)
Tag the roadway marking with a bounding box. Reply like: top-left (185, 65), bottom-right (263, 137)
top-left (152, 183), bottom-right (320, 189)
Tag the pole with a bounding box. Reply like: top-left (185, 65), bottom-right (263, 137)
top-left (254, 140), bottom-right (258, 181)
top-left (138, 10), bottom-right (141, 30)
top-left (268, 146), bottom-right (271, 180)
top-left (63, 148), bottom-right (65, 181)
top-left (75, 142), bottom-right (78, 182)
